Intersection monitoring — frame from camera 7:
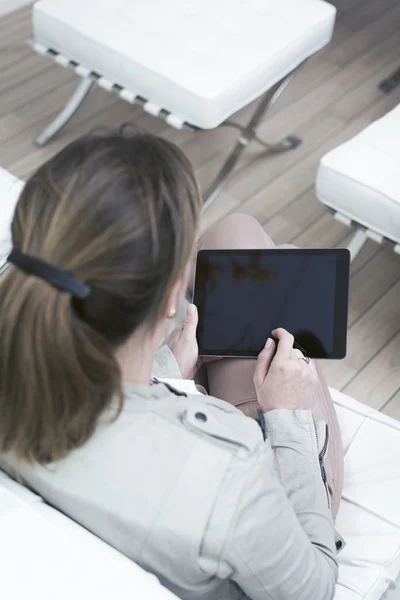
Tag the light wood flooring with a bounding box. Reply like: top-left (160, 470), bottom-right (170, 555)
top-left (0, 0), bottom-right (399, 415)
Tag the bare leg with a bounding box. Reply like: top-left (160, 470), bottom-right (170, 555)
top-left (198, 214), bottom-right (344, 519)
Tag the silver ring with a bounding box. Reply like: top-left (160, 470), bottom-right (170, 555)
top-left (301, 356), bottom-right (311, 365)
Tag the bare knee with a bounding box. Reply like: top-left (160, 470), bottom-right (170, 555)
top-left (200, 213), bottom-right (275, 250)
top-left (220, 213), bottom-right (260, 229)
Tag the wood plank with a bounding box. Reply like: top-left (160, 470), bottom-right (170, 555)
top-left (381, 389), bottom-right (400, 421)
top-left (349, 240), bottom-right (380, 276)
top-left (0, 41), bottom-right (32, 72)
top-left (268, 0), bottom-right (396, 118)
top-left (261, 186), bottom-right (325, 245)
top-left (334, 0), bottom-right (397, 34)
top-left (326, 0), bottom-right (400, 59)
top-left (0, 8), bottom-right (31, 43)
top-left (221, 88), bottom-right (397, 228)
top-left (0, 5), bottom-right (29, 33)
top-left (15, 79), bottom-right (84, 126)
top-left (268, 7), bottom-right (400, 128)
top-left (0, 113), bottom-right (22, 141)
top-left (14, 101), bottom-right (171, 180)
top-left (288, 213), bottom-right (348, 248)
top-left (320, 279), bottom-right (400, 391)
top-left (312, 0), bottom-right (396, 66)
top-left (347, 248), bottom-right (400, 327)
top-left (343, 328), bottom-right (400, 409)
top-left (0, 81), bottom-right (116, 157)
top-left (0, 85), bottom-right (119, 173)
top-left (199, 110), bottom-right (344, 227)
top-left (0, 60), bottom-right (72, 119)
top-left (199, 88), bottom-right (397, 231)
top-left (0, 52), bottom-right (61, 95)
top-left (10, 96), bottom-right (175, 180)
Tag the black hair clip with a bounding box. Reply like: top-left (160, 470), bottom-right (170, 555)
top-left (7, 249), bottom-right (91, 299)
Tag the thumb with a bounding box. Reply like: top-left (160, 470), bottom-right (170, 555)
top-left (182, 304), bottom-right (198, 340)
top-left (254, 338), bottom-right (276, 387)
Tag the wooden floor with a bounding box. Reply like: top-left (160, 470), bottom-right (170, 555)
top-left (1, 0), bottom-right (400, 415)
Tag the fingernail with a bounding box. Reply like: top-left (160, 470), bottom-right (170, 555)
top-left (188, 303), bottom-right (196, 315)
top-left (265, 338), bottom-right (273, 349)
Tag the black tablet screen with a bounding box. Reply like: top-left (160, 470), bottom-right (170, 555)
top-left (194, 250), bottom-right (349, 359)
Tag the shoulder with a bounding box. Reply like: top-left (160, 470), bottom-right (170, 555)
top-left (158, 390), bottom-right (265, 459)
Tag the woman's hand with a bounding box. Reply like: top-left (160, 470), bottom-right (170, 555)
top-left (254, 328), bottom-right (319, 413)
top-left (167, 304), bottom-right (199, 379)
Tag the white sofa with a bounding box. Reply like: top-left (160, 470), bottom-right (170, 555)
top-left (1, 167), bottom-right (400, 599)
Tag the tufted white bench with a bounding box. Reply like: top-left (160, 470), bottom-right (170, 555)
top-left (29, 0), bottom-right (337, 208)
top-left (1, 165), bottom-right (400, 598)
top-left (316, 103), bottom-right (400, 261)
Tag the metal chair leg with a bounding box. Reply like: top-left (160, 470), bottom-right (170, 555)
top-left (252, 134), bottom-right (301, 153)
top-left (203, 137), bottom-right (250, 210)
top-left (204, 65), bottom-right (304, 210)
top-left (35, 78), bottom-right (94, 147)
top-left (347, 228), bottom-right (367, 261)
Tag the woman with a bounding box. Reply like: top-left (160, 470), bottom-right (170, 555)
top-left (0, 129), bottom-right (343, 600)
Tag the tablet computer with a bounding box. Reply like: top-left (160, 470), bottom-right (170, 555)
top-left (193, 249), bottom-right (350, 359)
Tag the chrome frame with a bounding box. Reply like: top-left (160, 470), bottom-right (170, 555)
top-left (327, 207), bottom-right (400, 261)
top-left (36, 78), bottom-right (94, 147)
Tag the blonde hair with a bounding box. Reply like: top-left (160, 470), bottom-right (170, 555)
top-left (0, 128), bottom-right (201, 464)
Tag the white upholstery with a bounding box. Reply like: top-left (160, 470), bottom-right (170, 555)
top-left (331, 389), bottom-right (400, 600)
top-left (0, 471), bottom-right (178, 600)
top-left (32, 0), bottom-right (336, 129)
top-left (0, 389), bottom-right (399, 599)
top-left (316, 104), bottom-right (400, 245)
top-left (0, 166), bottom-right (23, 264)
top-left (1, 167), bottom-right (400, 599)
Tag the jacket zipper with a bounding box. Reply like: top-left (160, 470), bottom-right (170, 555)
top-left (313, 417), bottom-right (331, 508)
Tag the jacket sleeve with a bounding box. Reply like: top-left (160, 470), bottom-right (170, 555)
top-left (221, 409), bottom-right (338, 600)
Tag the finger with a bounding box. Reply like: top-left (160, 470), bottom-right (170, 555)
top-left (292, 348), bottom-right (304, 360)
top-left (271, 328), bottom-right (294, 361)
top-left (164, 324), bottom-right (183, 347)
top-left (182, 304), bottom-right (198, 341)
top-left (254, 338), bottom-right (276, 387)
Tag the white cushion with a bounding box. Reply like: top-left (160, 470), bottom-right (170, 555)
top-left (0, 471), bottom-right (179, 599)
top-left (0, 166), bottom-right (23, 264)
top-left (32, 0), bottom-right (336, 129)
top-left (0, 389), bottom-right (399, 599)
top-left (331, 389), bottom-right (400, 600)
top-left (316, 104), bottom-right (400, 244)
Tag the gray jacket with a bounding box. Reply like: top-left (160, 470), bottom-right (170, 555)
top-left (0, 347), bottom-right (338, 600)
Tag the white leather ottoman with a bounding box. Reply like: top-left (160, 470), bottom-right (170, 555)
top-left (316, 104), bottom-right (400, 259)
top-left (30, 0), bottom-right (336, 207)
top-left (1, 166), bottom-right (400, 599)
